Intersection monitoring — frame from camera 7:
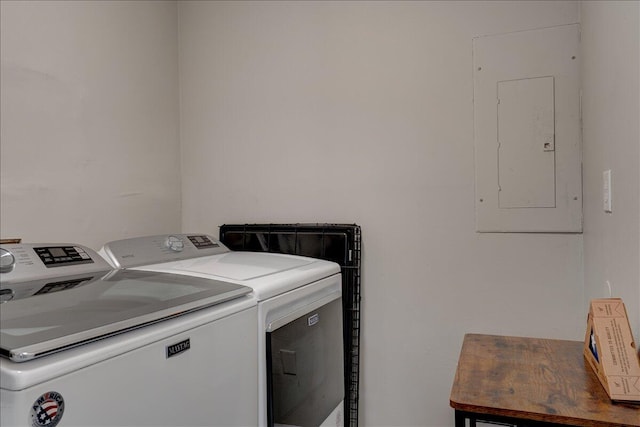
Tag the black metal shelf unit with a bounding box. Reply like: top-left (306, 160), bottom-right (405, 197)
top-left (219, 223), bottom-right (362, 427)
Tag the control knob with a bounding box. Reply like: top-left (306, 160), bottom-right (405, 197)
top-left (164, 236), bottom-right (184, 252)
top-left (0, 248), bottom-right (16, 273)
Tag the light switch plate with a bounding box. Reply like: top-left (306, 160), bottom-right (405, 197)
top-left (603, 170), bottom-right (612, 213)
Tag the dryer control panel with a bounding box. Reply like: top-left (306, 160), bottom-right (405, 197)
top-left (101, 234), bottom-right (229, 268)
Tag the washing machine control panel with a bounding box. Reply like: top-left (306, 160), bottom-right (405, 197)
top-left (101, 234), bottom-right (230, 268)
top-left (34, 246), bottom-right (94, 267)
top-left (0, 243), bottom-right (112, 298)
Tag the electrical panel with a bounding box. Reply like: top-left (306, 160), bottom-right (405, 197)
top-left (474, 24), bottom-right (582, 232)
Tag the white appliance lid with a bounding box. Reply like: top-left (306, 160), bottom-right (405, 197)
top-left (0, 269), bottom-right (251, 362)
top-left (166, 252), bottom-right (315, 281)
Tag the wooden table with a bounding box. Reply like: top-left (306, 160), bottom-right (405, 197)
top-left (450, 334), bottom-right (640, 427)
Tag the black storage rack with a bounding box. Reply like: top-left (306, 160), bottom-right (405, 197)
top-left (219, 223), bottom-right (362, 427)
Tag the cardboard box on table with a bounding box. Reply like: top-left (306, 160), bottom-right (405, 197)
top-left (584, 298), bottom-right (640, 402)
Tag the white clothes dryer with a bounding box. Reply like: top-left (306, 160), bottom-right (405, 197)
top-left (0, 243), bottom-right (258, 427)
top-left (101, 234), bottom-right (345, 427)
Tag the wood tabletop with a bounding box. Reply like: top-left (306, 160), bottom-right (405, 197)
top-left (450, 334), bottom-right (640, 427)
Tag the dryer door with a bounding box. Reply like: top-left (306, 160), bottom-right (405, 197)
top-left (266, 297), bottom-right (344, 427)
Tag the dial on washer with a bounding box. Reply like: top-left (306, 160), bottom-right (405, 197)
top-left (164, 236), bottom-right (185, 252)
top-left (0, 248), bottom-right (16, 273)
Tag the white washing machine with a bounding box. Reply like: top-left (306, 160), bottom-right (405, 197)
top-left (101, 233), bottom-right (345, 427)
top-left (0, 243), bottom-right (258, 427)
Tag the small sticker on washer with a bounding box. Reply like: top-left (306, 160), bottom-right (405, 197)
top-left (31, 391), bottom-right (65, 427)
top-left (308, 313), bottom-right (319, 326)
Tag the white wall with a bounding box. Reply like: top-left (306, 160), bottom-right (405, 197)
top-left (179, 2), bottom-right (584, 426)
top-left (581, 1), bottom-right (640, 341)
top-left (0, 0), bottom-right (181, 250)
top-left (3, 2), bottom-right (636, 426)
